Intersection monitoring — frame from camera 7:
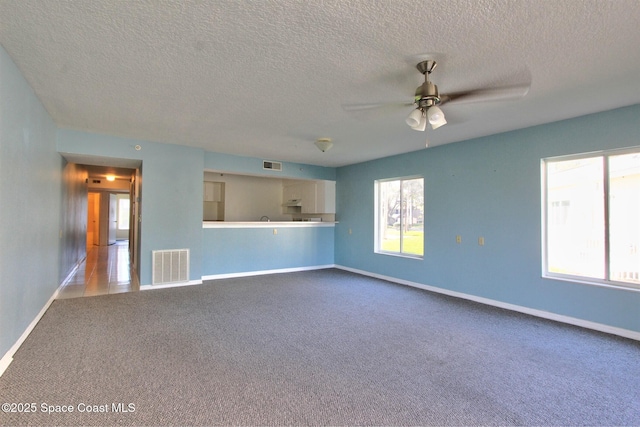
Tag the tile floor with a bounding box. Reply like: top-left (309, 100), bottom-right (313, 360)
top-left (57, 240), bottom-right (139, 299)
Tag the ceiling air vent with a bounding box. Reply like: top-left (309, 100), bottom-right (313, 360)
top-left (263, 160), bottom-right (282, 171)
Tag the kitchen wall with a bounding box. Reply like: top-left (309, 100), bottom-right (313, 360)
top-left (202, 225), bottom-right (335, 278)
top-left (204, 172), bottom-right (290, 221)
top-left (335, 104), bottom-right (640, 334)
top-left (0, 45), bottom-right (61, 360)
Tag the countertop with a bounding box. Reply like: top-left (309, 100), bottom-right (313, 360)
top-left (203, 221), bottom-right (337, 228)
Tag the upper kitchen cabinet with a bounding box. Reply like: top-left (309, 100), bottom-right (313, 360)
top-left (203, 181), bottom-right (225, 221)
top-left (283, 180), bottom-right (335, 214)
top-left (204, 181), bottom-right (224, 202)
top-left (283, 182), bottom-right (303, 202)
top-left (316, 180), bottom-right (336, 214)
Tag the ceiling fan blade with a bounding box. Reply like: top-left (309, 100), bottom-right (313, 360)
top-left (440, 84), bottom-right (530, 106)
top-left (342, 101), bottom-right (414, 112)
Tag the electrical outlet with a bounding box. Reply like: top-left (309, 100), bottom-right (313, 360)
top-left (456, 235), bottom-right (461, 244)
top-left (478, 237), bottom-right (485, 246)
top-left (273, 228), bottom-right (277, 235)
top-left (349, 228), bottom-right (352, 235)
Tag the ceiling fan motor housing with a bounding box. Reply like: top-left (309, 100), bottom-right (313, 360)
top-left (417, 81), bottom-right (440, 108)
top-left (415, 60), bottom-right (441, 108)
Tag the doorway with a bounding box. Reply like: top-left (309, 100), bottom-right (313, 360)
top-left (87, 192), bottom-right (100, 247)
top-left (87, 191), bottom-right (124, 247)
top-left (59, 155), bottom-right (142, 297)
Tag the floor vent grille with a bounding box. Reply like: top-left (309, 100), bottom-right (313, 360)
top-left (152, 249), bottom-right (189, 285)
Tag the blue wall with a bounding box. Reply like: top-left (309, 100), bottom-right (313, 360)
top-left (0, 46), bottom-right (61, 357)
top-left (203, 226), bottom-right (335, 276)
top-left (57, 131), bottom-right (338, 285)
top-left (57, 130), bottom-right (206, 285)
top-left (335, 104), bottom-right (640, 332)
top-left (204, 151), bottom-right (336, 180)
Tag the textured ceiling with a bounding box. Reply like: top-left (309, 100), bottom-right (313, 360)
top-left (1, 0), bottom-right (639, 167)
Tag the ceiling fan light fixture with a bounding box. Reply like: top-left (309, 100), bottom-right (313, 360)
top-left (427, 106), bottom-right (447, 129)
top-left (430, 119), bottom-right (446, 130)
top-left (405, 108), bottom-right (423, 128)
top-left (427, 105), bottom-right (444, 124)
top-left (410, 111), bottom-right (427, 131)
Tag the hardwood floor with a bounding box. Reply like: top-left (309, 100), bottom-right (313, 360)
top-left (57, 240), bottom-right (139, 299)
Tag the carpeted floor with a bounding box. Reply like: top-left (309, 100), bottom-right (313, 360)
top-left (1, 269), bottom-right (638, 426)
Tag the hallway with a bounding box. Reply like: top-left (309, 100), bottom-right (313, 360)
top-left (57, 241), bottom-right (139, 299)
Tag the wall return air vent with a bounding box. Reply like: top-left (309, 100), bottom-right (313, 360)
top-left (263, 160), bottom-right (282, 171)
top-left (152, 249), bottom-right (189, 285)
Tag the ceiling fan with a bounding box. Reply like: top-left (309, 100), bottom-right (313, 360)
top-left (343, 59), bottom-right (530, 140)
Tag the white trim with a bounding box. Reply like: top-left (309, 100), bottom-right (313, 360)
top-left (203, 221), bottom-right (336, 229)
top-left (374, 250), bottom-right (423, 260)
top-left (0, 285), bottom-right (62, 378)
top-left (202, 264), bottom-right (335, 281)
top-left (0, 356), bottom-right (12, 378)
top-left (541, 146), bottom-right (640, 292)
top-left (60, 258), bottom-right (83, 287)
top-left (543, 273), bottom-right (640, 293)
top-left (140, 279), bottom-right (202, 291)
top-left (335, 265), bottom-right (640, 341)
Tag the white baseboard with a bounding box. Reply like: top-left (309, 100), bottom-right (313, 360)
top-left (202, 264), bottom-right (335, 281)
top-left (335, 265), bottom-right (640, 341)
top-left (59, 258), bottom-right (83, 287)
top-left (142, 265), bottom-right (336, 289)
top-left (0, 284), bottom-right (62, 378)
top-left (140, 279), bottom-right (202, 291)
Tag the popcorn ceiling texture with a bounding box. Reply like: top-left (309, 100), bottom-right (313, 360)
top-left (1, 0), bottom-right (639, 166)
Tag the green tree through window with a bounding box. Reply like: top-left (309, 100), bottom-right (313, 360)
top-left (375, 177), bottom-right (424, 257)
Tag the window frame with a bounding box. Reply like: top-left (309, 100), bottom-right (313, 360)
top-left (374, 175), bottom-right (424, 260)
top-left (541, 146), bottom-right (640, 291)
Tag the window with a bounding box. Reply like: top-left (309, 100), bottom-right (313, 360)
top-left (375, 177), bottom-right (424, 258)
top-left (542, 148), bottom-right (640, 289)
top-left (117, 198), bottom-right (130, 230)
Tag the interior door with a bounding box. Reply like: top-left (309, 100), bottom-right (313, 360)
top-left (108, 193), bottom-right (117, 245)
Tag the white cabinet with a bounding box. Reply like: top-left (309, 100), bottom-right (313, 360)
top-left (283, 183), bottom-right (303, 202)
top-left (316, 180), bottom-right (336, 214)
top-left (204, 181), bottom-right (224, 202)
top-left (282, 180), bottom-right (335, 214)
top-left (203, 181), bottom-right (225, 221)
top-left (301, 182), bottom-right (317, 214)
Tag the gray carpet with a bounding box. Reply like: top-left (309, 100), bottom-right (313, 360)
top-left (1, 269), bottom-right (638, 426)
